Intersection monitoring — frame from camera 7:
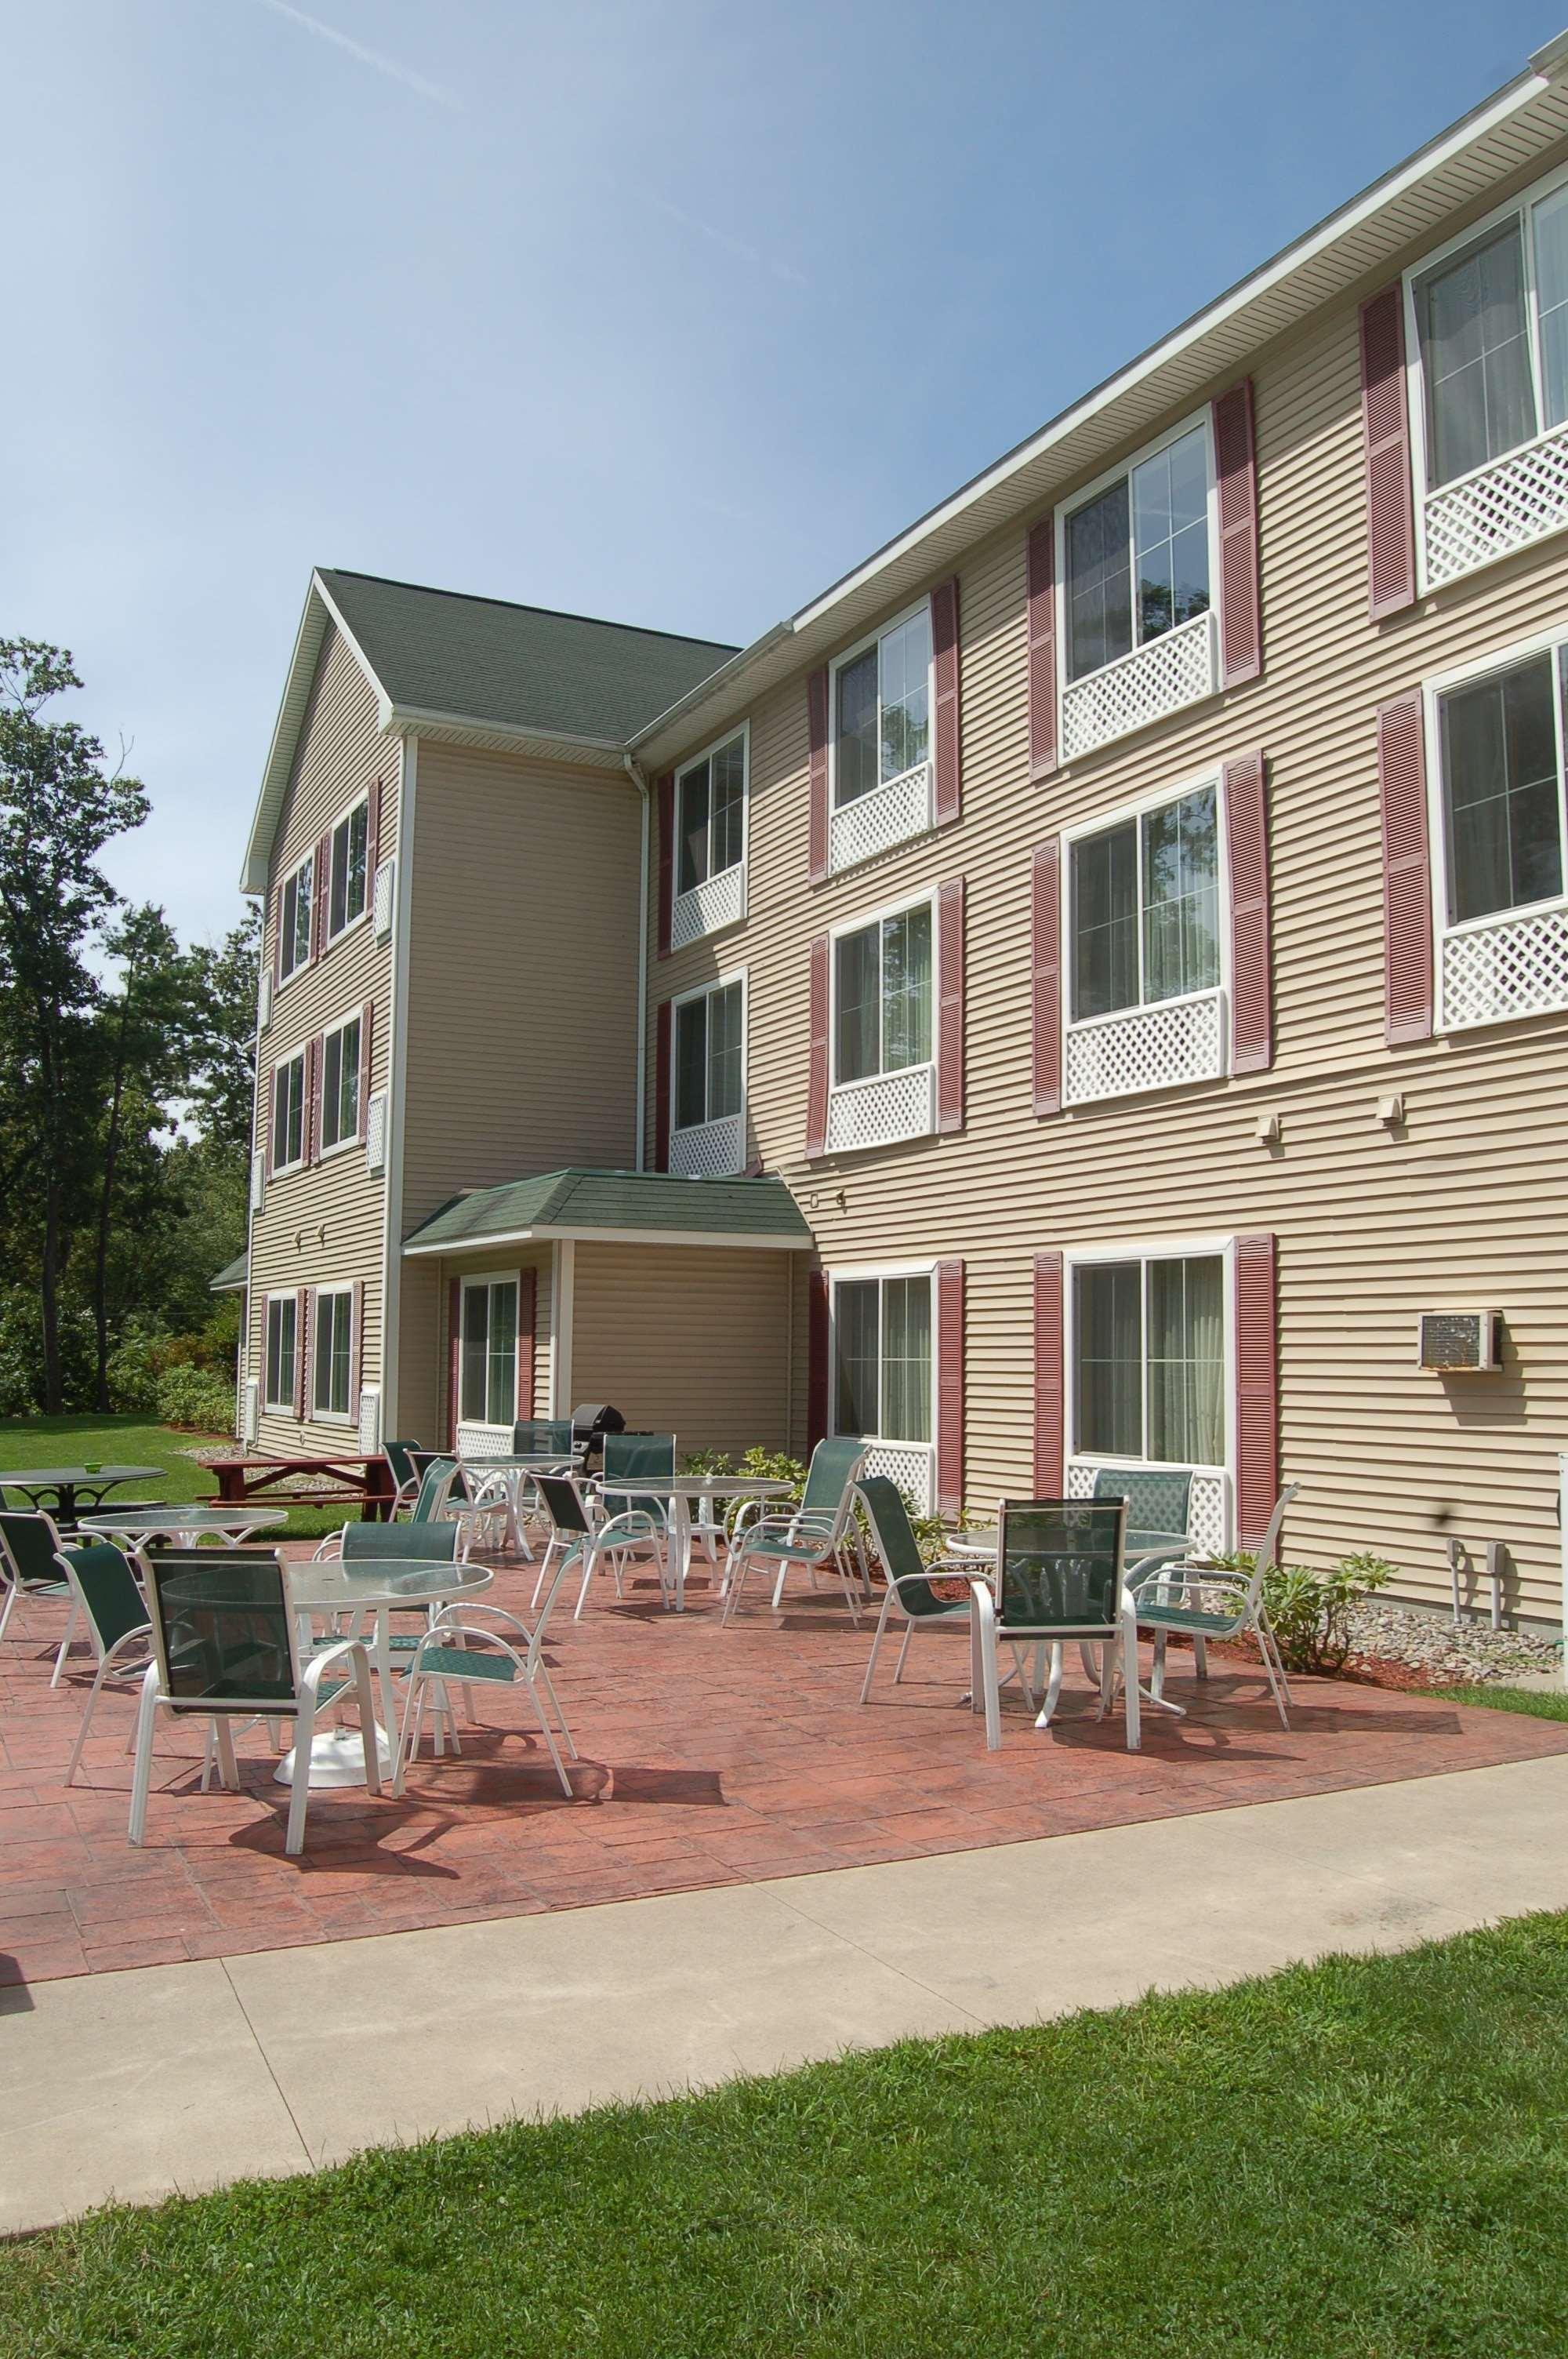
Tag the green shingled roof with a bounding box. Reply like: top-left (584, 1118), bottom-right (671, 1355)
top-left (209, 1255), bottom-right (248, 1292)
top-left (319, 570), bottom-right (737, 744)
top-left (403, 1169), bottom-right (813, 1254)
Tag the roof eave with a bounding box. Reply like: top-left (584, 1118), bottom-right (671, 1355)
top-left (402, 1223), bottom-right (811, 1256)
top-left (239, 569), bottom-right (395, 895)
top-left (382, 706), bottom-right (630, 772)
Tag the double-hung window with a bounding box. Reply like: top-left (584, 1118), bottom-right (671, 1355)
top-left (279, 853), bottom-right (313, 980)
top-left (677, 733), bottom-right (745, 892)
top-left (1410, 170), bottom-right (1568, 583)
top-left (327, 799), bottom-right (368, 939)
top-left (459, 1276), bottom-right (518, 1428)
top-left (833, 1273), bottom-right (932, 1447)
top-left (829, 606), bottom-right (933, 869)
top-left (834, 902), bottom-right (932, 1084)
top-left (1073, 1253), bottom-right (1225, 1468)
top-left (312, 1286), bottom-right (354, 1420)
top-left (672, 978), bottom-right (744, 1170)
top-left (263, 1294), bottom-right (298, 1412)
top-left (320, 1013), bottom-right (361, 1154)
top-left (272, 1049), bottom-right (306, 1172)
top-left (1065, 783), bottom-right (1224, 1103)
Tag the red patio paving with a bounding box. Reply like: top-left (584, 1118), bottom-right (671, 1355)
top-left (3, 1547), bottom-right (1566, 1987)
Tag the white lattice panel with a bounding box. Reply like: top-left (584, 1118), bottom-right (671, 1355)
top-left (456, 1423), bottom-right (513, 1459)
top-left (1061, 612), bottom-right (1215, 761)
top-left (257, 972), bottom-right (272, 1035)
top-left (365, 1090), bottom-right (387, 1174)
top-left (1439, 906), bottom-right (1568, 1030)
top-left (249, 1152), bottom-right (265, 1213)
top-left (826, 1064), bottom-right (935, 1154)
top-left (1064, 991), bottom-right (1225, 1106)
top-left (1425, 427), bottom-right (1568, 587)
top-left (373, 856), bottom-right (396, 940)
top-left (859, 1441), bottom-right (935, 1513)
top-left (1068, 1459), bottom-right (1229, 1554)
top-left (669, 1110), bottom-right (746, 1176)
top-left (672, 861), bottom-right (745, 948)
top-left (829, 761), bottom-right (933, 874)
top-left (357, 1385), bottom-right (381, 1453)
top-left (243, 1379), bottom-right (260, 1446)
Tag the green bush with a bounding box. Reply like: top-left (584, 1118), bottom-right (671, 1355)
top-left (156, 1362), bottom-right (235, 1434)
top-left (1207, 1547), bottom-right (1397, 1673)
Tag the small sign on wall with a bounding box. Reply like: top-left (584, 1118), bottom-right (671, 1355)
top-left (1417, 1311), bottom-right (1501, 1372)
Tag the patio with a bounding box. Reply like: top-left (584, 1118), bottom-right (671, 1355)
top-left (4, 1541), bottom-right (1568, 1986)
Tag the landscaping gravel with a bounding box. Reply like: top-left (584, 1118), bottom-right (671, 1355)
top-left (1345, 1599), bottom-right (1563, 1685)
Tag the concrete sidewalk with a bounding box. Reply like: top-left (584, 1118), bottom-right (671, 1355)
top-left (5, 1753), bottom-right (1567, 2235)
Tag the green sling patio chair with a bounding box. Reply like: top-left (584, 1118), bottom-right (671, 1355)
top-left (1091, 1467), bottom-right (1194, 1542)
top-left (383, 1439), bottom-right (435, 1515)
top-left (856, 1476), bottom-right (979, 1703)
top-left (971, 1499), bottom-right (1140, 1751)
top-left (129, 1550), bottom-right (379, 1855)
top-left (574, 1434), bottom-right (676, 1619)
top-left (382, 1457), bottom-right (507, 1561)
top-left (528, 1470), bottom-right (597, 1610)
top-left (722, 1437), bottom-right (869, 1624)
top-left (512, 1419), bottom-right (572, 1457)
top-left (0, 1508), bottom-right (78, 1682)
top-left (59, 1543), bottom-right (154, 1786)
top-left (1130, 1482), bottom-right (1300, 1728)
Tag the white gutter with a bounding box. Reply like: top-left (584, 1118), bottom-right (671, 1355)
top-left (404, 1225), bottom-right (811, 1256)
top-left (378, 734), bottom-right (418, 1438)
top-left (623, 754), bottom-right (652, 1171)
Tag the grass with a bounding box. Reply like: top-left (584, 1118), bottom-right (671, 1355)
top-left (0, 1414), bottom-right (347, 1542)
top-left (1421, 1681), bottom-right (1568, 1725)
top-left (2, 1914), bottom-right (1566, 2357)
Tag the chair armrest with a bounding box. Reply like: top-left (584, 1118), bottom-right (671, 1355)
top-left (302, 1637), bottom-right (370, 1689)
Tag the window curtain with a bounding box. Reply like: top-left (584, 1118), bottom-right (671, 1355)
top-left (1416, 220), bottom-right (1535, 488)
top-left (707, 984), bottom-right (742, 1118)
top-left (836, 928), bottom-right (880, 1082)
top-left (1076, 1263), bottom-right (1141, 1456)
top-left (1148, 1256), bottom-right (1224, 1465)
top-left (1142, 787), bottom-right (1220, 1003)
top-left (833, 1281), bottom-right (880, 1435)
top-left (488, 1282), bottom-right (518, 1426)
top-left (881, 1276), bottom-right (931, 1443)
top-left (882, 906), bottom-right (932, 1070)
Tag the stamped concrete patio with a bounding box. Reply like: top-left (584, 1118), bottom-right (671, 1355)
top-left (4, 1546), bottom-right (1567, 1988)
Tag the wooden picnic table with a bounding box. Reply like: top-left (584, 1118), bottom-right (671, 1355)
top-left (195, 1452), bottom-right (397, 1521)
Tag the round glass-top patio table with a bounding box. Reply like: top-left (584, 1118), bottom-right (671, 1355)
top-left (459, 1455), bottom-right (575, 1551)
top-left (282, 1558), bottom-right (495, 1788)
top-left (77, 1503), bottom-right (287, 1547)
top-left (594, 1475), bottom-right (796, 1611)
top-left (0, 1466), bottom-right (162, 1526)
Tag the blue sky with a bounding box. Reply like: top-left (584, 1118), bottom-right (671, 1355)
top-left (4, 0), bottom-right (1559, 943)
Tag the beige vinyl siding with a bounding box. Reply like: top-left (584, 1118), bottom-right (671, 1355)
top-left (400, 743), bottom-right (641, 1234)
top-left (646, 136), bottom-right (1568, 1618)
top-left (570, 1244), bottom-right (793, 1459)
top-left (431, 1247), bottom-right (554, 1448)
top-left (249, 624), bottom-right (396, 1452)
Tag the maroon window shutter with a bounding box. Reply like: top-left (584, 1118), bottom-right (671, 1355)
top-left (365, 777), bottom-right (381, 881)
top-left (1359, 286), bottom-right (1417, 620)
top-left (653, 999), bottom-right (672, 1172)
top-left (806, 932), bottom-right (829, 1159)
top-left (808, 667), bottom-right (829, 882)
top-left (1026, 516), bottom-right (1058, 778)
top-left (305, 1033), bottom-right (323, 1164)
top-left (271, 889), bottom-right (283, 987)
top-left (1224, 753), bottom-right (1272, 1074)
top-left (263, 1066), bottom-right (274, 1177)
top-left (347, 1280), bottom-right (363, 1416)
top-left (1032, 838), bottom-right (1062, 1117)
top-left (1234, 1234), bottom-right (1279, 1550)
top-left (516, 1267), bottom-right (536, 1419)
top-left (358, 1001), bottom-right (374, 1140)
top-left (447, 1278), bottom-right (462, 1446)
top-left (1376, 691), bottom-right (1433, 1045)
top-left (656, 773), bottom-right (675, 958)
top-left (1033, 1252), bottom-right (1065, 1493)
top-left (310, 835), bottom-right (329, 961)
top-left (931, 577), bottom-right (961, 825)
top-left (807, 1270), bottom-right (829, 1451)
top-left (293, 1287), bottom-right (310, 1422)
top-left (935, 1259), bottom-right (965, 1518)
top-left (1212, 378), bottom-right (1261, 686)
top-left (936, 878), bottom-right (966, 1133)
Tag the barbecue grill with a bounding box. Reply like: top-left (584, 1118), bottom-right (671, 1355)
top-left (571, 1402), bottom-right (626, 1472)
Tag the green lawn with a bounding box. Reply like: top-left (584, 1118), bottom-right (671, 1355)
top-left (0, 1415), bottom-right (347, 1542)
top-left (3, 1915), bottom-right (1566, 2357)
top-left (1424, 1681), bottom-right (1568, 1724)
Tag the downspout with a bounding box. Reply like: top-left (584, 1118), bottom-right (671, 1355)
top-left (623, 754), bottom-right (652, 1172)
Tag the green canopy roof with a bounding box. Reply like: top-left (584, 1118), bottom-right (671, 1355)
top-left (209, 1255), bottom-right (248, 1293)
top-left (403, 1169), bottom-right (813, 1256)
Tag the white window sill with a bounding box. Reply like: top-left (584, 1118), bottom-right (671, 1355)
top-left (1437, 902), bottom-right (1568, 1030)
top-left (672, 862), bottom-right (746, 950)
top-left (320, 1132), bottom-right (360, 1162)
top-left (669, 1110), bottom-right (746, 1176)
top-left (263, 1400), bottom-right (296, 1417)
top-left (324, 907), bottom-right (370, 951)
top-left (829, 761), bottom-right (932, 875)
top-left (270, 1155), bottom-right (306, 1180)
top-left (846, 1438), bottom-right (935, 1512)
top-left (826, 1065), bottom-right (935, 1154)
top-left (278, 963), bottom-right (308, 990)
top-left (1060, 611), bottom-right (1217, 763)
top-left (1063, 990), bottom-right (1227, 1107)
top-left (1422, 417), bottom-right (1568, 590)
top-left (1066, 1456), bottom-right (1229, 1554)
top-left (312, 1410), bottom-right (355, 1427)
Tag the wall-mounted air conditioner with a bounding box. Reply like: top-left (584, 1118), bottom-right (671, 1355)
top-left (1417, 1311), bottom-right (1501, 1372)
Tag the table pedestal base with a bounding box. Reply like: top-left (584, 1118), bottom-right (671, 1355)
top-left (274, 1724), bottom-right (394, 1790)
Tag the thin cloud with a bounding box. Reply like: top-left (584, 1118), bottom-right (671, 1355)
top-left (253, 0), bottom-right (462, 111)
top-left (645, 192), bottom-right (808, 289)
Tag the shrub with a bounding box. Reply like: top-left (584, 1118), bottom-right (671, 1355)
top-left (1207, 1547), bottom-right (1397, 1673)
top-left (157, 1363), bottom-right (236, 1434)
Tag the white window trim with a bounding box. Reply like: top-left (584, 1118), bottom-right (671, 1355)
top-left (827, 884), bottom-right (939, 1092)
top-left (670, 968), bottom-right (748, 1153)
top-left (325, 791), bottom-right (372, 946)
top-left (1423, 622), bottom-right (1568, 1027)
top-left (270, 1046), bottom-right (307, 1176)
top-left (1054, 409), bottom-right (1220, 700)
top-left (1062, 1236), bottom-right (1237, 1519)
top-left (263, 1289), bottom-right (299, 1413)
top-left (826, 600), bottom-right (936, 873)
top-left (827, 1260), bottom-right (938, 1467)
top-left (458, 1267), bottom-right (522, 1430)
top-left (318, 1008), bottom-right (363, 1161)
top-left (311, 1283), bottom-right (355, 1425)
top-left (278, 849), bottom-right (314, 984)
top-left (673, 721), bottom-right (750, 937)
